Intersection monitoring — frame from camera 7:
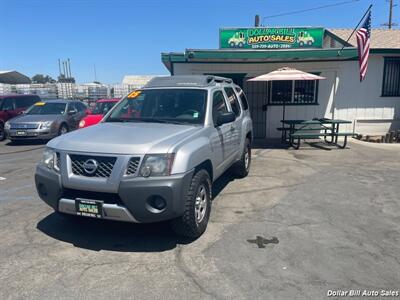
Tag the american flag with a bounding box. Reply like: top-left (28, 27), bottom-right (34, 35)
top-left (356, 11), bottom-right (371, 81)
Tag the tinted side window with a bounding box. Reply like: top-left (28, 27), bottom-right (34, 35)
top-left (1, 98), bottom-right (15, 111)
top-left (76, 102), bottom-right (86, 112)
top-left (224, 87), bottom-right (241, 117)
top-left (235, 87), bottom-right (249, 110)
top-left (68, 103), bottom-right (76, 112)
top-left (15, 96), bottom-right (40, 109)
top-left (212, 90), bottom-right (228, 125)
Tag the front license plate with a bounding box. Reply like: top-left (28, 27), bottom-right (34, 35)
top-left (16, 130), bottom-right (27, 136)
top-left (75, 199), bottom-right (103, 218)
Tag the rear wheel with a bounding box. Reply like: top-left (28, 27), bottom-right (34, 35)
top-left (0, 123), bottom-right (5, 141)
top-left (232, 138), bottom-right (251, 178)
top-left (58, 124), bottom-right (68, 136)
top-left (170, 169), bottom-right (212, 238)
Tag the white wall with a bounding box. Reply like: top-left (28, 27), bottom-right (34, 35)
top-left (173, 54), bottom-right (400, 138)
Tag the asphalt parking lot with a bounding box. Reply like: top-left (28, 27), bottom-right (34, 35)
top-left (0, 139), bottom-right (399, 299)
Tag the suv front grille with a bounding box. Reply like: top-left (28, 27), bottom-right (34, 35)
top-left (10, 123), bottom-right (39, 130)
top-left (126, 157), bottom-right (140, 175)
top-left (69, 154), bottom-right (117, 178)
top-left (56, 152), bottom-right (61, 170)
top-left (62, 188), bottom-right (123, 205)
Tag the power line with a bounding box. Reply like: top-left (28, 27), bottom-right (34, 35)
top-left (262, 0), bottom-right (361, 20)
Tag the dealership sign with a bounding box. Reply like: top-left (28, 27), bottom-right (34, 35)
top-left (219, 27), bottom-right (324, 49)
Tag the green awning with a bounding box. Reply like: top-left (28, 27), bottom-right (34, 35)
top-left (162, 48), bottom-right (359, 72)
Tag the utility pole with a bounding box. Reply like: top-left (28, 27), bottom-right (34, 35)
top-left (382, 0), bottom-right (397, 29)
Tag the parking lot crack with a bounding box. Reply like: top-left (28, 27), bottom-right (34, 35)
top-left (174, 245), bottom-right (221, 299)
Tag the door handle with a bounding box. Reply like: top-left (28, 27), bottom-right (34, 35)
top-left (230, 126), bottom-right (235, 132)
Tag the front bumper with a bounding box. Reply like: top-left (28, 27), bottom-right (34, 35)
top-left (7, 128), bottom-right (57, 140)
top-left (35, 165), bottom-right (194, 223)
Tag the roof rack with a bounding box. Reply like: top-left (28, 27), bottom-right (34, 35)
top-left (144, 75), bottom-right (233, 88)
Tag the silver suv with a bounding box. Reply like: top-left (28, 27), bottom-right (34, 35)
top-left (35, 76), bottom-right (253, 237)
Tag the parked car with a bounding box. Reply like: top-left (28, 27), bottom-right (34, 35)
top-left (5, 99), bottom-right (88, 141)
top-left (35, 76), bottom-right (253, 238)
top-left (79, 98), bottom-right (120, 128)
top-left (0, 94), bottom-right (41, 141)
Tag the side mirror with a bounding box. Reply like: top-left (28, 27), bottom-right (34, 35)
top-left (216, 111), bottom-right (235, 126)
top-left (68, 109), bottom-right (78, 115)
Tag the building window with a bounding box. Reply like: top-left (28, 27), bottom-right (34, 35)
top-left (382, 57), bottom-right (400, 97)
top-left (268, 77), bottom-right (319, 105)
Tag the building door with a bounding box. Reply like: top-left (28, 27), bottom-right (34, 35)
top-left (243, 79), bottom-right (268, 139)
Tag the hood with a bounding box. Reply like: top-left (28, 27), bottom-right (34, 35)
top-left (10, 114), bottom-right (62, 123)
top-left (48, 122), bottom-right (202, 155)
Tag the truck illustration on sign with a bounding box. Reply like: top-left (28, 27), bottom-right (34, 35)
top-left (297, 31), bottom-right (314, 47)
top-left (228, 32), bottom-right (245, 48)
top-left (221, 27), bottom-right (323, 49)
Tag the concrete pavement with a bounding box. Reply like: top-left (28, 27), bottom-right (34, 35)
top-left (0, 139), bottom-right (399, 299)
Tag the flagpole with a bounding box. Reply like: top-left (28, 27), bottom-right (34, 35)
top-left (337, 4), bottom-right (372, 56)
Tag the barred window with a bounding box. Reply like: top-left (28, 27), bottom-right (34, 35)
top-left (382, 57), bottom-right (400, 97)
top-left (270, 81), bottom-right (292, 104)
top-left (268, 75), bottom-right (319, 105)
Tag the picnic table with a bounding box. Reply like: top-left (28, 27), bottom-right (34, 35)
top-left (278, 118), bottom-right (354, 149)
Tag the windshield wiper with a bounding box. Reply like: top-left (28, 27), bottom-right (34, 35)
top-left (106, 117), bottom-right (195, 125)
top-left (106, 118), bottom-right (145, 123)
top-left (138, 118), bottom-right (193, 125)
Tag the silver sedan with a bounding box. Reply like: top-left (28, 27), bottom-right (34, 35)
top-left (4, 99), bottom-right (87, 141)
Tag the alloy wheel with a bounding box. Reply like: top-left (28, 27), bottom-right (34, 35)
top-left (195, 184), bottom-right (208, 224)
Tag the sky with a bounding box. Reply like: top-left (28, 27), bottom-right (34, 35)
top-left (0, 0), bottom-right (396, 83)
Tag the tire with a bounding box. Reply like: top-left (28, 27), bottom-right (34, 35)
top-left (232, 138), bottom-right (251, 178)
top-left (307, 40), bottom-right (313, 46)
top-left (229, 42), bottom-right (236, 48)
top-left (238, 42), bottom-right (244, 48)
top-left (170, 169), bottom-right (212, 238)
top-left (58, 124), bottom-right (69, 136)
top-left (0, 123), bottom-right (5, 141)
top-left (299, 41), bottom-right (304, 47)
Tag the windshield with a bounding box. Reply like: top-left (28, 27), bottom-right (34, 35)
top-left (105, 89), bottom-right (207, 125)
top-left (92, 101), bottom-right (117, 115)
top-left (26, 102), bottom-right (67, 115)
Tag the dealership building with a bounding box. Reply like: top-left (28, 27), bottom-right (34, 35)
top-left (162, 27), bottom-right (400, 139)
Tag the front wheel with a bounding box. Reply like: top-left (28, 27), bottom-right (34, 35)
top-left (232, 138), bottom-right (251, 178)
top-left (170, 170), bottom-right (212, 238)
top-left (58, 124), bottom-right (69, 136)
top-left (0, 123), bottom-right (5, 141)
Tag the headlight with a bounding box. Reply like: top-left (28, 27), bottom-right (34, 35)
top-left (139, 154), bottom-right (175, 177)
top-left (79, 120), bottom-right (85, 128)
top-left (40, 148), bottom-right (58, 171)
top-left (40, 121), bottom-right (53, 129)
top-left (4, 121), bottom-right (11, 130)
